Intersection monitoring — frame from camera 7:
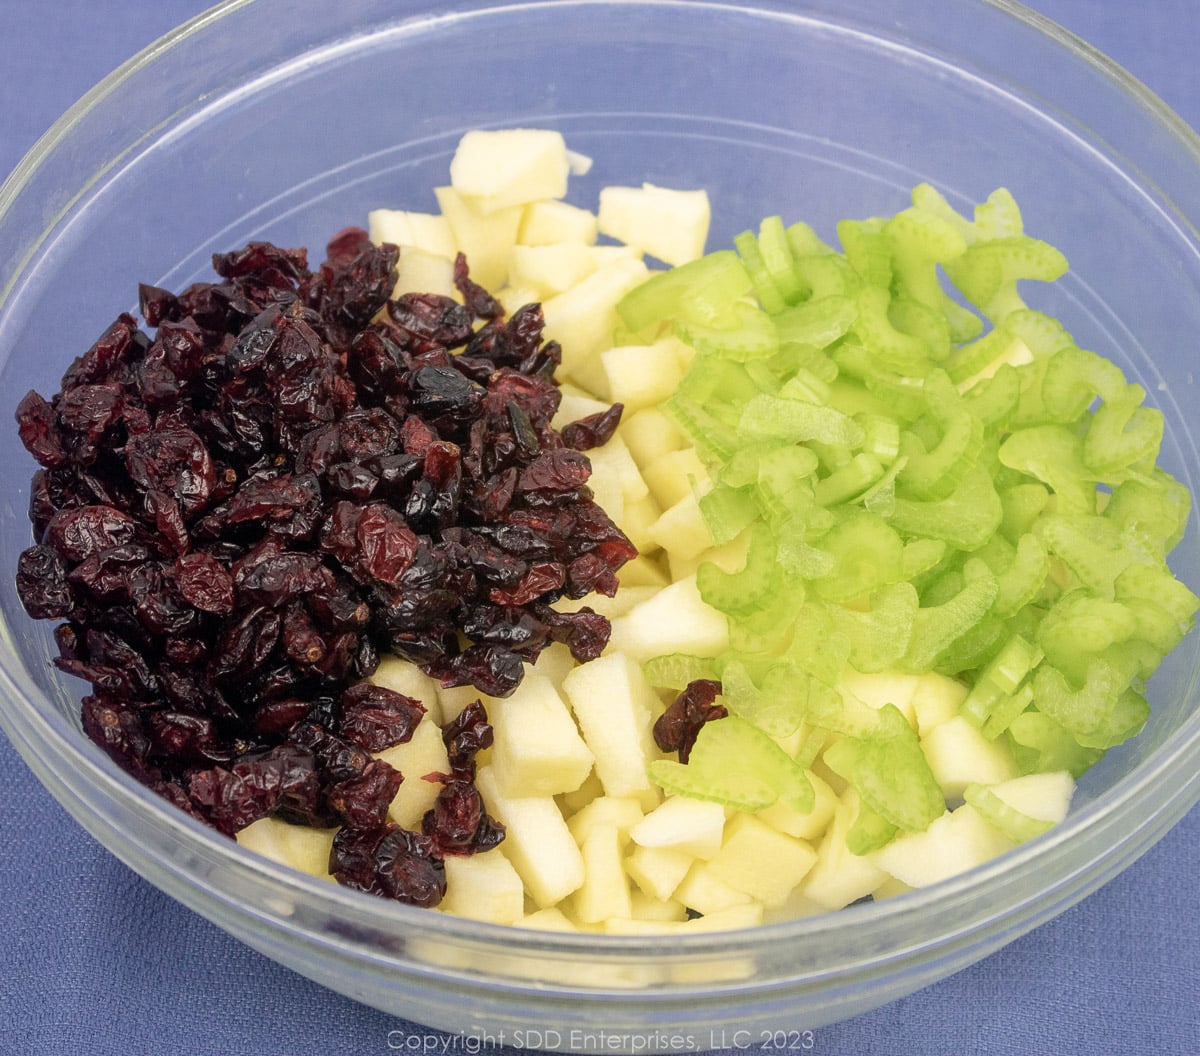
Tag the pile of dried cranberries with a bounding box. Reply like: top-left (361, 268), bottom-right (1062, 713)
top-left (13, 229), bottom-right (634, 904)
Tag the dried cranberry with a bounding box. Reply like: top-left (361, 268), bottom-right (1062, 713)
top-left (339, 682), bottom-right (425, 752)
top-left (653, 679), bottom-right (727, 763)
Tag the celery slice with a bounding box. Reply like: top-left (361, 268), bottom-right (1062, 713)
top-left (963, 782), bottom-right (1053, 842)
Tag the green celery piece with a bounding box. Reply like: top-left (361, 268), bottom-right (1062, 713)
top-left (776, 521), bottom-right (837, 579)
top-left (887, 297), bottom-right (953, 362)
top-left (910, 182), bottom-right (977, 243)
top-left (935, 612), bottom-right (1010, 674)
top-left (973, 187), bottom-right (1025, 239)
top-left (757, 215), bottom-right (805, 304)
top-left (1103, 471), bottom-right (1191, 552)
top-left (961, 363), bottom-right (1021, 429)
top-left (827, 581), bottom-right (919, 673)
top-left (785, 219), bottom-right (836, 258)
top-left (738, 392), bottom-right (865, 447)
top-left (772, 296), bottom-right (858, 350)
top-left (884, 206), bottom-right (969, 301)
top-left (1083, 384), bottom-right (1164, 478)
top-left (1033, 513), bottom-right (1146, 599)
top-left (1007, 711), bottom-right (1104, 777)
top-left (1040, 345), bottom-right (1126, 422)
top-left (793, 252), bottom-right (861, 300)
top-left (698, 483), bottom-right (760, 546)
top-left (997, 425), bottom-right (1097, 515)
top-left (616, 249), bottom-right (750, 331)
top-left (1003, 308), bottom-right (1075, 357)
top-left (896, 375), bottom-right (985, 501)
top-left (663, 393), bottom-right (740, 462)
top-left (901, 537), bottom-right (947, 580)
top-left (696, 524), bottom-right (781, 618)
top-left (1030, 659), bottom-right (1132, 746)
top-left (1036, 591), bottom-right (1139, 685)
top-left (902, 572), bottom-right (999, 672)
top-left (824, 703), bottom-right (945, 834)
top-left (838, 217), bottom-right (893, 289)
top-left (754, 444), bottom-right (821, 522)
top-left (887, 462), bottom-right (1004, 550)
top-left (677, 300), bottom-right (780, 361)
top-left (648, 714), bottom-right (814, 812)
top-left (833, 341), bottom-right (929, 422)
top-left (944, 236), bottom-right (1068, 323)
top-left (999, 481), bottom-right (1050, 543)
top-left (1115, 564), bottom-right (1200, 655)
top-left (845, 796), bottom-right (900, 856)
top-left (944, 325), bottom-right (1018, 386)
top-left (981, 681), bottom-right (1035, 740)
top-left (720, 658), bottom-right (805, 738)
top-left (814, 452), bottom-right (885, 507)
top-left (811, 510), bottom-right (906, 602)
top-left (642, 653), bottom-right (722, 691)
top-left (726, 584), bottom-right (808, 657)
top-left (855, 413), bottom-right (902, 463)
top-left (734, 228), bottom-right (787, 314)
top-left (961, 633), bottom-right (1043, 727)
top-left (1076, 687), bottom-right (1150, 750)
top-left (852, 285), bottom-right (935, 375)
top-left (993, 532), bottom-right (1051, 616)
top-left (963, 782), bottom-right (1053, 843)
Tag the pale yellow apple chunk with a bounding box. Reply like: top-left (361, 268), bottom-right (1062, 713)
top-left (439, 848), bottom-right (526, 925)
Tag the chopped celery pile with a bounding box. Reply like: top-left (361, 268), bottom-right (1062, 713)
top-left (621, 185), bottom-right (1198, 845)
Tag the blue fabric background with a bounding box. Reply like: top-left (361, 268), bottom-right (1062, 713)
top-left (1, 2), bottom-right (1198, 1053)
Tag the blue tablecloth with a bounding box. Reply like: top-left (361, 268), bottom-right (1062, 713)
top-left (2, 2), bottom-right (1198, 1053)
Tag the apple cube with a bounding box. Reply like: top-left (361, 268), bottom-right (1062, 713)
top-left (615, 494), bottom-right (664, 556)
top-left (369, 654), bottom-right (443, 726)
top-left (529, 642), bottom-right (577, 692)
top-left (756, 769), bottom-right (839, 841)
top-left (552, 389), bottom-right (611, 432)
top-left (800, 789), bottom-right (889, 910)
top-left (516, 907), bottom-right (579, 932)
top-left (625, 844), bottom-right (695, 903)
top-left (911, 672), bottom-right (970, 736)
top-left (560, 652), bottom-right (661, 803)
top-left (476, 766), bottom-right (585, 908)
top-left (566, 795), bottom-right (645, 846)
top-left (376, 716), bottom-right (451, 829)
top-left (590, 244), bottom-right (645, 267)
top-left (497, 284), bottom-right (544, 317)
top-left (367, 209), bottom-right (457, 258)
top-left (439, 849), bottom-right (525, 925)
top-left (615, 553), bottom-right (671, 589)
top-left (489, 674), bottom-right (594, 798)
top-left (553, 584), bottom-right (659, 621)
top-left (434, 186), bottom-right (523, 291)
top-left (619, 407), bottom-right (686, 470)
top-left (645, 490), bottom-right (715, 564)
top-left (391, 247), bottom-right (457, 300)
top-left (629, 795), bottom-right (726, 860)
top-left (541, 257), bottom-right (651, 375)
top-left (588, 432), bottom-right (650, 504)
top-left (703, 813), bottom-right (817, 907)
top-left (678, 903), bottom-right (764, 932)
top-left (839, 668), bottom-right (922, 729)
top-left (601, 341), bottom-right (686, 413)
top-left (508, 241), bottom-right (597, 298)
top-left (674, 861), bottom-right (756, 916)
top-left (629, 891), bottom-right (688, 923)
top-left (572, 822), bottom-right (633, 924)
top-left (519, 199), bottom-right (598, 246)
top-left (597, 183), bottom-right (711, 266)
top-left (236, 816), bottom-right (336, 880)
top-left (641, 447), bottom-right (710, 511)
top-left (872, 803), bottom-right (1016, 887)
top-left (921, 715), bottom-right (1019, 800)
top-left (449, 128), bottom-right (570, 213)
top-left (606, 573), bottom-right (729, 663)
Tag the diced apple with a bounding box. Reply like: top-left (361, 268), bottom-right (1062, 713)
top-left (449, 128), bottom-right (570, 213)
top-left (641, 447), bottom-right (710, 511)
top-left (391, 247), bottom-right (457, 300)
top-left (911, 672), bottom-right (970, 736)
top-left (369, 654), bottom-right (443, 726)
top-left (558, 769), bottom-right (605, 816)
top-left (516, 907), bottom-right (579, 932)
top-left (590, 433), bottom-right (650, 504)
top-left (800, 789), bottom-right (890, 910)
top-left (674, 861), bottom-right (755, 915)
top-left (590, 244), bottom-right (645, 267)
top-left (624, 844), bottom-right (695, 903)
top-left (607, 573), bottom-right (729, 663)
top-left (677, 903), bottom-right (764, 932)
top-left (597, 183), bottom-right (711, 266)
top-left (630, 891), bottom-right (688, 922)
top-left (601, 341), bottom-right (686, 413)
top-left (541, 257), bottom-right (651, 376)
top-left (508, 241), bottom-right (597, 298)
top-left (552, 389), bottom-right (611, 432)
top-left (703, 813), bottom-right (817, 907)
top-left (560, 652), bottom-right (661, 803)
top-left (619, 407), bottom-right (686, 470)
top-left (367, 209), bottom-right (457, 258)
top-left (529, 642), bottom-right (578, 692)
top-left (496, 284), bottom-right (543, 317)
top-left (553, 584), bottom-right (659, 620)
top-left (757, 770), bottom-right (839, 841)
top-left (987, 770), bottom-right (1075, 825)
top-left (439, 848), bottom-right (526, 925)
top-left (236, 816), bottom-right (336, 879)
top-left (629, 796), bottom-right (726, 859)
top-left (377, 717), bottom-right (452, 829)
top-left (519, 199), bottom-right (599, 246)
top-left (476, 766), bottom-right (586, 908)
top-left (645, 490), bottom-right (716, 564)
top-left (437, 681), bottom-right (488, 725)
top-left (566, 795), bottom-right (645, 846)
top-left (616, 553), bottom-right (671, 588)
top-left (572, 822), bottom-right (633, 924)
top-left (872, 803), bottom-right (1016, 887)
top-left (839, 668), bottom-right (922, 729)
top-left (921, 715), bottom-right (1019, 800)
top-left (434, 186), bottom-right (523, 291)
top-left (615, 494), bottom-right (664, 555)
top-left (489, 674), bottom-right (594, 798)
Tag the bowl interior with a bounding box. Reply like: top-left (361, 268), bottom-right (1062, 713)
top-left (2, 0), bottom-right (1200, 1039)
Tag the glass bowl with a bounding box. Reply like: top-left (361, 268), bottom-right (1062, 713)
top-left (2, 0), bottom-right (1200, 1047)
